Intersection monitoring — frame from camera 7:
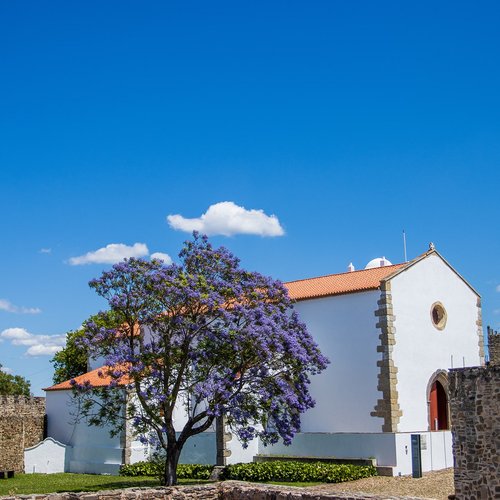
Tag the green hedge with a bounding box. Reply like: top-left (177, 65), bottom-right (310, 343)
top-left (223, 461), bottom-right (377, 483)
top-left (177, 464), bottom-right (214, 480)
top-left (120, 460), bottom-right (377, 484)
top-left (120, 461), bottom-right (159, 477)
top-left (119, 461), bottom-right (213, 480)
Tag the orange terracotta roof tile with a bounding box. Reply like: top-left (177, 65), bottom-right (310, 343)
top-left (284, 263), bottom-right (406, 301)
top-left (44, 365), bottom-right (131, 392)
top-left (116, 322), bottom-right (141, 337)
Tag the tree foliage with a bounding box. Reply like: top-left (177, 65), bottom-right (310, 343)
top-left (0, 364), bottom-right (31, 396)
top-left (73, 233), bottom-right (328, 485)
top-left (51, 313), bottom-right (121, 384)
top-left (51, 329), bottom-right (88, 384)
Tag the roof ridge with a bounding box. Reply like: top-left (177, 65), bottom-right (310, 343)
top-left (284, 263), bottom-right (405, 285)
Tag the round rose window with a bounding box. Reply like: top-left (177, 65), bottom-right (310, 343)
top-left (431, 302), bottom-right (447, 330)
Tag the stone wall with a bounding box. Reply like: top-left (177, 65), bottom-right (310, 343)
top-left (371, 281), bottom-right (402, 433)
top-left (487, 326), bottom-right (500, 365)
top-left (219, 482), bottom-right (422, 499)
top-left (449, 366), bottom-right (500, 499)
top-left (0, 482), bottom-right (426, 500)
top-left (0, 396), bottom-right (45, 472)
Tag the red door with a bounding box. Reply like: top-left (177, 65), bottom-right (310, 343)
top-left (430, 381), bottom-right (449, 430)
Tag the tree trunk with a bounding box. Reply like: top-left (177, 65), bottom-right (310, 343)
top-left (162, 444), bottom-right (180, 486)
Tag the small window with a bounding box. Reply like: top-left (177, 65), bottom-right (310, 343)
top-left (431, 302), bottom-right (447, 330)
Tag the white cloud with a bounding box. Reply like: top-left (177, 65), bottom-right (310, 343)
top-left (496, 285), bottom-right (500, 292)
top-left (167, 201), bottom-right (285, 237)
top-left (150, 252), bottom-right (173, 264)
top-left (0, 366), bottom-right (13, 374)
top-left (69, 243), bottom-right (149, 265)
top-left (0, 299), bottom-right (41, 315)
top-left (26, 344), bottom-right (63, 356)
top-left (1, 328), bottom-right (66, 357)
top-left (39, 248), bottom-right (52, 254)
top-left (1, 327), bottom-right (32, 341)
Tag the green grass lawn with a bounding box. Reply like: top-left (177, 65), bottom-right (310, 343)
top-left (0, 474), bottom-right (211, 496)
top-left (0, 473), bottom-right (330, 496)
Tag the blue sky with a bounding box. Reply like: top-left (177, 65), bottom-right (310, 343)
top-left (1, 1), bottom-right (499, 395)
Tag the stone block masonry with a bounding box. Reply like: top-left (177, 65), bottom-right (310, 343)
top-left (0, 483), bottom-right (428, 500)
top-left (448, 366), bottom-right (500, 500)
top-left (0, 396), bottom-right (45, 472)
top-left (487, 326), bottom-right (500, 365)
top-left (371, 282), bottom-right (402, 433)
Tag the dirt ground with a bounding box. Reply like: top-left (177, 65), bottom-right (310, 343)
top-left (307, 468), bottom-right (454, 500)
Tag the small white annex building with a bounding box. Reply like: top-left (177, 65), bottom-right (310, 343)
top-left (31, 246), bottom-right (484, 476)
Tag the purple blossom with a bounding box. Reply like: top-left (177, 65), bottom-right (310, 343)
top-left (73, 232), bottom-right (329, 486)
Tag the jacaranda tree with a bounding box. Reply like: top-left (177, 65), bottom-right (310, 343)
top-left (73, 233), bottom-right (328, 485)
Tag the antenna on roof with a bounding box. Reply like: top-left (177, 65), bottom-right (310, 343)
top-left (402, 230), bottom-right (408, 262)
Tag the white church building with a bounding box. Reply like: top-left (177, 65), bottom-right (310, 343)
top-left (26, 245), bottom-right (484, 476)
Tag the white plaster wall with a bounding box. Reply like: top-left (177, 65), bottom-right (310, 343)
top-left (46, 390), bottom-right (126, 474)
top-left (171, 398), bottom-right (215, 431)
top-left (69, 412), bottom-right (124, 474)
top-left (390, 254), bottom-right (482, 432)
top-left (179, 432), bottom-right (217, 464)
top-left (259, 432), bottom-right (397, 467)
top-left (293, 291), bottom-right (382, 432)
top-left (24, 438), bottom-right (71, 474)
top-left (259, 431), bottom-right (452, 476)
top-left (226, 434), bottom-right (259, 465)
top-left (130, 439), bottom-right (150, 463)
top-left (128, 433), bottom-right (216, 465)
top-left (46, 390), bottom-right (81, 445)
top-left (393, 431), bottom-right (452, 476)
top-left (426, 431), bottom-right (452, 471)
top-left (172, 399), bottom-right (216, 464)
top-left (46, 389), bottom-right (217, 473)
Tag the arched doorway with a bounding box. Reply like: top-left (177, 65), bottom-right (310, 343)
top-left (429, 379), bottom-right (449, 431)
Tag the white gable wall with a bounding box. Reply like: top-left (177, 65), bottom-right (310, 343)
top-left (293, 290), bottom-right (383, 433)
top-left (25, 437), bottom-right (70, 474)
top-left (390, 254), bottom-right (481, 432)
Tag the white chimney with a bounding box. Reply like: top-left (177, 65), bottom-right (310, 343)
top-left (347, 262), bottom-right (355, 272)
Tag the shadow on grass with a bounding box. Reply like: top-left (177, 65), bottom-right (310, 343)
top-left (56, 480), bottom-right (158, 493)
top-left (56, 479), bottom-right (213, 493)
